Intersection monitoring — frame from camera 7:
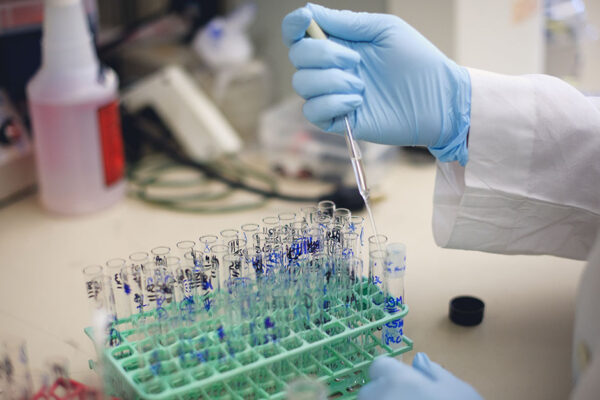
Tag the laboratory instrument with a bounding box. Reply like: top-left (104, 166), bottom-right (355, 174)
top-left (122, 65), bottom-right (242, 162)
top-left (83, 201), bottom-right (412, 399)
top-left (304, 20), bottom-right (383, 252)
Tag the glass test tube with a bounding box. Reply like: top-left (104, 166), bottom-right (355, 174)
top-left (220, 229), bottom-right (239, 250)
top-left (210, 244), bottom-right (229, 294)
top-left (82, 265), bottom-right (107, 311)
top-left (198, 235), bottom-right (219, 298)
top-left (349, 216), bottom-right (365, 258)
top-left (151, 246), bottom-right (171, 266)
top-left (278, 211), bottom-right (296, 238)
top-left (382, 243), bottom-right (406, 350)
top-left (305, 227), bottom-right (324, 256)
top-left (368, 234), bottom-right (388, 255)
top-left (240, 223), bottom-right (260, 245)
top-left (0, 338), bottom-right (33, 400)
top-left (198, 234), bottom-right (218, 253)
top-left (317, 200), bottom-right (335, 218)
top-left (348, 257), bottom-right (364, 315)
top-left (124, 252), bottom-right (149, 327)
top-left (223, 253), bottom-right (242, 357)
top-left (262, 216), bottom-right (280, 242)
top-left (105, 258), bottom-right (130, 321)
top-left (342, 231), bottom-right (359, 259)
top-left (333, 207), bottom-right (351, 227)
top-left (143, 260), bottom-right (175, 339)
top-left (176, 240), bottom-right (196, 261)
top-left (301, 206), bottom-right (317, 225)
top-left (368, 249), bottom-right (386, 302)
top-left (177, 252), bottom-right (200, 326)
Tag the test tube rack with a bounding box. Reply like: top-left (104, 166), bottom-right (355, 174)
top-left (85, 285), bottom-right (412, 399)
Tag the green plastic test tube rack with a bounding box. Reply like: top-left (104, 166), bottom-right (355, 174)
top-left (85, 283), bottom-right (412, 399)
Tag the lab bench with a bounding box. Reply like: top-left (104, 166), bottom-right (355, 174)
top-left (0, 160), bottom-right (584, 400)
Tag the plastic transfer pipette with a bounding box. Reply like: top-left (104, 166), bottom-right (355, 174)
top-left (305, 20), bottom-right (370, 202)
top-left (305, 20), bottom-right (382, 249)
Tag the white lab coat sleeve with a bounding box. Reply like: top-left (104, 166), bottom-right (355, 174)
top-left (432, 68), bottom-right (600, 260)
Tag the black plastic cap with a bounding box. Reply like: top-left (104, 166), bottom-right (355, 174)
top-left (449, 296), bottom-right (484, 326)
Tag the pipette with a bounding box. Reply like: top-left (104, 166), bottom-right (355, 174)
top-left (305, 20), bottom-right (382, 250)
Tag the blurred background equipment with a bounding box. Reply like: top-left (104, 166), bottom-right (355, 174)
top-left (192, 2), bottom-right (271, 142)
top-left (27, 0), bottom-right (125, 215)
top-left (1, 0), bottom-right (598, 215)
top-left (0, 91), bottom-right (35, 204)
top-left (122, 65), bottom-right (242, 162)
top-left (545, 0), bottom-right (599, 89)
top-left (0, 0), bottom-right (98, 106)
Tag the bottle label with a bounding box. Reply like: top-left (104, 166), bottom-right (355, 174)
top-left (97, 101), bottom-right (125, 186)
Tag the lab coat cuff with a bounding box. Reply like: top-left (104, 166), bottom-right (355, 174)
top-left (432, 68), bottom-right (537, 248)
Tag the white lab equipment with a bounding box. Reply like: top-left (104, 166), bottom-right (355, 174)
top-left (27, 0), bottom-right (125, 215)
top-left (192, 2), bottom-right (270, 141)
top-left (121, 65), bottom-right (242, 162)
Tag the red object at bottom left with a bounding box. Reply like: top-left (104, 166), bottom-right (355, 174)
top-left (31, 377), bottom-right (119, 400)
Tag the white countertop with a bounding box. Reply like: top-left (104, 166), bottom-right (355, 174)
top-left (0, 159), bottom-right (585, 399)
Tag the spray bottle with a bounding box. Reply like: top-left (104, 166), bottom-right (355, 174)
top-left (27, 0), bottom-right (125, 215)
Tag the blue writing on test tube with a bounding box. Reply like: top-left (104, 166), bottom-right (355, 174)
top-left (383, 244), bottom-right (406, 347)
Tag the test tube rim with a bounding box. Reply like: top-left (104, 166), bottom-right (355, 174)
top-left (82, 264), bottom-right (103, 276)
top-left (219, 229), bottom-right (239, 239)
top-left (198, 234), bottom-right (219, 243)
top-left (129, 252), bottom-right (149, 262)
top-left (261, 216), bottom-right (279, 225)
top-left (317, 200), bottom-right (335, 210)
top-left (210, 244), bottom-right (229, 254)
top-left (240, 223), bottom-right (260, 232)
top-left (350, 215), bottom-right (365, 224)
top-left (277, 212), bottom-right (297, 222)
top-left (151, 246), bottom-right (171, 256)
top-left (106, 258), bottom-right (126, 269)
top-left (176, 240), bottom-right (196, 250)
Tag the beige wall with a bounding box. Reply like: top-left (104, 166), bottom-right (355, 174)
top-left (228, 0), bottom-right (599, 99)
top-left (388, 0), bottom-right (545, 74)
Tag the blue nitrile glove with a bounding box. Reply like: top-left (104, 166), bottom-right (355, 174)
top-left (282, 4), bottom-right (471, 165)
top-left (358, 354), bottom-right (483, 400)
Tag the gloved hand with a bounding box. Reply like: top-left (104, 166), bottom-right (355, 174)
top-left (282, 4), bottom-right (471, 165)
top-left (358, 353), bottom-right (483, 400)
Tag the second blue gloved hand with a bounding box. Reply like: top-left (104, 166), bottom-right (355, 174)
top-left (282, 4), bottom-right (471, 165)
top-left (358, 353), bottom-right (483, 400)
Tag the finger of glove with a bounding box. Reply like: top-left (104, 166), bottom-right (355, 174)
top-left (289, 39), bottom-right (360, 69)
top-left (357, 377), bottom-right (391, 400)
top-left (282, 7), bottom-right (312, 47)
top-left (369, 356), bottom-right (411, 380)
top-left (302, 94), bottom-right (362, 127)
top-left (307, 3), bottom-right (393, 41)
top-left (293, 69), bottom-right (364, 100)
top-left (412, 352), bottom-right (454, 381)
